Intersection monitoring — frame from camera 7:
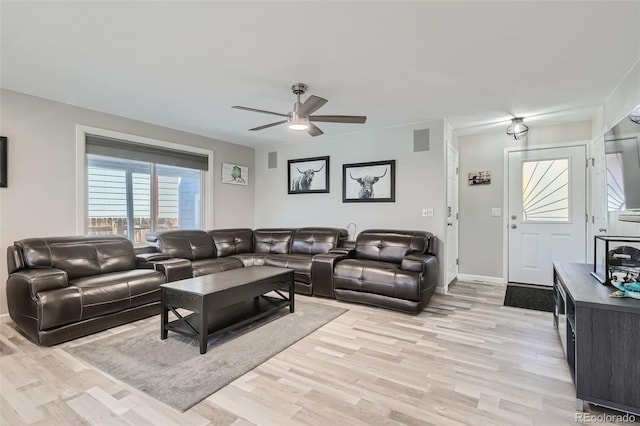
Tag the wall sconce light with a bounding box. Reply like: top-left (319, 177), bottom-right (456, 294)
top-left (628, 107), bottom-right (640, 124)
top-left (506, 117), bottom-right (529, 140)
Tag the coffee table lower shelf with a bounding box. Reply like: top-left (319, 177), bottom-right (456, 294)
top-left (163, 295), bottom-right (290, 352)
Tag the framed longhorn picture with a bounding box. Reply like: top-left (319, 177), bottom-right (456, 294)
top-left (343, 160), bottom-right (395, 202)
top-left (288, 156), bottom-right (330, 194)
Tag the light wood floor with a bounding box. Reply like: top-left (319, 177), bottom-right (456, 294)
top-left (1, 280), bottom-right (637, 426)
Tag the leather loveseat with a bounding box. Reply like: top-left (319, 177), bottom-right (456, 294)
top-left (5, 236), bottom-right (177, 346)
top-left (313, 229), bottom-right (438, 314)
top-left (147, 227), bottom-right (349, 295)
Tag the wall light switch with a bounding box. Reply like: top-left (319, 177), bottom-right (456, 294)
top-left (422, 208), bottom-right (429, 217)
top-left (491, 208), bottom-right (502, 217)
top-left (427, 208), bottom-right (434, 217)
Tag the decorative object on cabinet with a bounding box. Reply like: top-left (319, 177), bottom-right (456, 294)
top-left (610, 279), bottom-right (640, 299)
top-left (591, 235), bottom-right (640, 285)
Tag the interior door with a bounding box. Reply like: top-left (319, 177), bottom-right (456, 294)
top-left (446, 144), bottom-right (459, 286)
top-left (589, 136), bottom-right (608, 259)
top-left (508, 145), bottom-right (586, 285)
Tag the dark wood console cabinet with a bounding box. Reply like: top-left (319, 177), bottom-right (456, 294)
top-left (553, 263), bottom-right (640, 415)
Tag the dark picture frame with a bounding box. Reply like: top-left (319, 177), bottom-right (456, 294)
top-left (0, 136), bottom-right (7, 188)
top-left (343, 159), bottom-right (395, 202)
top-left (288, 156), bottom-right (330, 194)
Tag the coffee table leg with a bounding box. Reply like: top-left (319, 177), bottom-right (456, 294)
top-left (161, 289), bottom-right (168, 339)
top-left (289, 277), bottom-right (295, 313)
top-left (199, 300), bottom-right (207, 354)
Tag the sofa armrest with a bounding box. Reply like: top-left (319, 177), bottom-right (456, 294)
top-left (153, 258), bottom-right (193, 282)
top-left (136, 252), bottom-right (172, 268)
top-left (328, 248), bottom-right (354, 256)
top-left (401, 253), bottom-right (439, 287)
top-left (7, 268), bottom-right (68, 298)
top-left (311, 252), bottom-right (350, 298)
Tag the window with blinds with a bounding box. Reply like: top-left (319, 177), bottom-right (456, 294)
top-left (86, 134), bottom-right (207, 244)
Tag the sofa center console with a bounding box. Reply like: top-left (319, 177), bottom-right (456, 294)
top-left (553, 262), bottom-right (640, 415)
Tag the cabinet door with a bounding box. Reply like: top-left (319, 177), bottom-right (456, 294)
top-left (576, 307), bottom-right (640, 408)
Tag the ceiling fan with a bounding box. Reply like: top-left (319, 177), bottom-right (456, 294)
top-left (232, 83), bottom-right (367, 137)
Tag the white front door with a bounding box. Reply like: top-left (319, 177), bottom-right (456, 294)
top-left (508, 145), bottom-right (587, 285)
top-left (446, 144), bottom-right (459, 287)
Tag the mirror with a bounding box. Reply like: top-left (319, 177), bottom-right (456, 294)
top-left (605, 105), bottom-right (640, 231)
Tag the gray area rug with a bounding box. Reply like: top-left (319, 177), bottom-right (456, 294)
top-left (65, 300), bottom-right (346, 412)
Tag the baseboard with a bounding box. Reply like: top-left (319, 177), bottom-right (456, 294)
top-left (457, 274), bottom-right (506, 285)
top-left (0, 313), bottom-right (11, 323)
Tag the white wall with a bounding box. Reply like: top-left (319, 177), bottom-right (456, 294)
top-left (457, 121), bottom-right (592, 280)
top-left (0, 90), bottom-right (255, 315)
top-left (254, 120), bottom-right (448, 291)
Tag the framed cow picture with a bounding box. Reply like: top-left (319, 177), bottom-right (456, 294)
top-left (343, 160), bottom-right (395, 203)
top-left (287, 156), bottom-right (330, 194)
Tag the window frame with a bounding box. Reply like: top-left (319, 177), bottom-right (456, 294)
top-left (76, 125), bottom-right (214, 236)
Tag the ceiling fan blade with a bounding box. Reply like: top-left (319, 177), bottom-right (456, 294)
top-left (307, 123), bottom-right (324, 137)
top-left (309, 115), bottom-right (367, 124)
top-left (249, 120), bottom-right (287, 131)
top-left (298, 95), bottom-right (328, 116)
top-left (232, 106), bottom-right (289, 118)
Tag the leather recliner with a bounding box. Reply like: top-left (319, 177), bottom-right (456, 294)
top-left (5, 236), bottom-right (170, 346)
top-left (313, 229), bottom-right (438, 314)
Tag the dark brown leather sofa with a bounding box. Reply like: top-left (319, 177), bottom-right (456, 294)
top-left (5, 236), bottom-right (176, 346)
top-left (147, 227), bottom-right (349, 295)
top-left (313, 229), bottom-right (438, 314)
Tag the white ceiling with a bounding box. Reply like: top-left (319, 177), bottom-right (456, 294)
top-left (1, 1), bottom-right (639, 147)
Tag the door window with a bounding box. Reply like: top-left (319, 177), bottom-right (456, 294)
top-left (522, 159), bottom-right (570, 222)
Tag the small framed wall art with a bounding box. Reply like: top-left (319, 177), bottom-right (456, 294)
top-left (221, 163), bottom-right (248, 185)
top-left (468, 170), bottom-right (491, 185)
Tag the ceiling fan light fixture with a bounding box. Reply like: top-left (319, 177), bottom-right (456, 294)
top-left (288, 117), bottom-right (309, 131)
top-left (506, 117), bottom-right (529, 140)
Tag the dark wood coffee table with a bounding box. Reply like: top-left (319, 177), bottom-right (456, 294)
top-left (160, 266), bottom-right (294, 354)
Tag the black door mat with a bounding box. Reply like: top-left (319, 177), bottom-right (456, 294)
top-left (503, 283), bottom-right (554, 312)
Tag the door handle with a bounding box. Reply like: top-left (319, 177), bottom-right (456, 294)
top-left (511, 224), bottom-right (517, 229)
top-left (598, 228), bottom-right (607, 232)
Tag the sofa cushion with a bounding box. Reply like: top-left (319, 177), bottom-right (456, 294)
top-left (290, 227), bottom-right (348, 255)
top-left (208, 228), bottom-right (254, 257)
top-left (153, 230), bottom-right (216, 260)
top-left (333, 259), bottom-right (421, 301)
top-left (232, 253), bottom-right (268, 267)
top-left (15, 236), bottom-right (137, 280)
top-left (191, 257), bottom-right (244, 277)
top-left (253, 229), bottom-right (294, 254)
top-left (69, 269), bottom-right (165, 319)
top-left (264, 253), bottom-right (313, 273)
